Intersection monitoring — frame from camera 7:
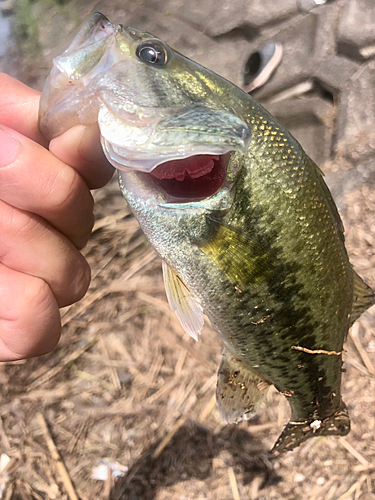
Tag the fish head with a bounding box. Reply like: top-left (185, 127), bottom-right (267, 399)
top-left (39, 13), bottom-right (252, 210)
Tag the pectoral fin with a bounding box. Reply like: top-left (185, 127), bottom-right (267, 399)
top-left (199, 216), bottom-right (274, 288)
top-left (162, 261), bottom-right (204, 341)
top-left (216, 350), bottom-right (269, 424)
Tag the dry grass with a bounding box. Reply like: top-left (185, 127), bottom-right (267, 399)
top-left (1, 0), bottom-right (374, 496)
top-left (0, 135), bottom-right (375, 499)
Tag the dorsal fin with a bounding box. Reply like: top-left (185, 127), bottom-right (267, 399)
top-left (162, 261), bottom-right (204, 341)
top-left (307, 155), bottom-right (345, 242)
top-left (216, 350), bottom-right (270, 424)
top-left (350, 270), bottom-right (375, 326)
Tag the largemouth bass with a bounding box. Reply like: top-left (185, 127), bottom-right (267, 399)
top-left (39, 13), bottom-right (375, 453)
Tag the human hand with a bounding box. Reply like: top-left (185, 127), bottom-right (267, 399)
top-left (0, 74), bottom-right (115, 361)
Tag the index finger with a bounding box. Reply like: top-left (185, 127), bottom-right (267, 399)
top-left (0, 73), bottom-right (47, 146)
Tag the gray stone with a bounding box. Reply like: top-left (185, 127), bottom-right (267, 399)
top-left (14, 0), bottom-right (375, 170)
top-left (312, 2), bottom-right (339, 59)
top-left (336, 60), bottom-right (375, 145)
top-left (266, 96), bottom-right (334, 164)
top-left (143, 0), bottom-right (298, 37)
top-left (313, 55), bottom-right (359, 92)
top-left (298, 0), bottom-right (328, 12)
top-left (205, 0), bottom-right (299, 36)
top-left (245, 14), bottom-right (317, 100)
top-left (338, 0), bottom-right (375, 60)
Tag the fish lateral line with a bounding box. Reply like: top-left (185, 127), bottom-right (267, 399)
top-left (291, 345), bottom-right (344, 356)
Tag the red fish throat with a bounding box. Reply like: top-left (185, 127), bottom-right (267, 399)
top-left (150, 154), bottom-right (228, 200)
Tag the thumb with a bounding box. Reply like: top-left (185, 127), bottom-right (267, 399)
top-left (49, 123), bottom-right (115, 189)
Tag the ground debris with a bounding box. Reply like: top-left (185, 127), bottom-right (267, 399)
top-left (2, 0), bottom-right (375, 498)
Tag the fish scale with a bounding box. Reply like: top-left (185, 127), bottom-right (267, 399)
top-left (208, 116), bottom-right (351, 423)
top-left (38, 13), bottom-right (375, 454)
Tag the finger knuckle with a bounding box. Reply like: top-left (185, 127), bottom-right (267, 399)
top-left (0, 204), bottom-right (44, 243)
top-left (70, 258), bottom-right (91, 304)
top-left (22, 275), bottom-right (54, 312)
top-left (75, 214), bottom-right (95, 250)
top-left (22, 279), bottom-right (61, 353)
top-left (46, 167), bottom-right (93, 215)
top-left (3, 276), bottom-right (61, 359)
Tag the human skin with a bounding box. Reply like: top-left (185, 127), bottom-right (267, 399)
top-left (0, 73), bottom-right (115, 361)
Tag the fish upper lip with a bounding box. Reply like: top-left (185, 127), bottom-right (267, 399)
top-left (99, 105), bottom-right (235, 173)
top-left (103, 142), bottom-right (233, 173)
top-left (103, 101), bottom-right (158, 126)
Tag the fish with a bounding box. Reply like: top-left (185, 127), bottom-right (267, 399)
top-left (39, 13), bottom-right (375, 454)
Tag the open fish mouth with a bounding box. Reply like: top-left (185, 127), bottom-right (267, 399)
top-left (147, 153), bottom-right (230, 201)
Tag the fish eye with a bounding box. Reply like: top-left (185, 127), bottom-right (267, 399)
top-left (136, 40), bottom-right (169, 66)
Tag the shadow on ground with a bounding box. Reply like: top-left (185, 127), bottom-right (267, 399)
top-left (110, 421), bottom-right (280, 500)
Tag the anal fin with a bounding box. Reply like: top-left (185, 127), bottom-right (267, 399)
top-left (216, 350), bottom-right (269, 424)
top-left (162, 261), bottom-right (204, 341)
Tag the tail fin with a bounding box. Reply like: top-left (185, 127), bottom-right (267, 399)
top-left (272, 402), bottom-right (350, 455)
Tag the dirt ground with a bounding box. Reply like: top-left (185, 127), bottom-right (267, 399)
top-left (1, 1), bottom-right (375, 499)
